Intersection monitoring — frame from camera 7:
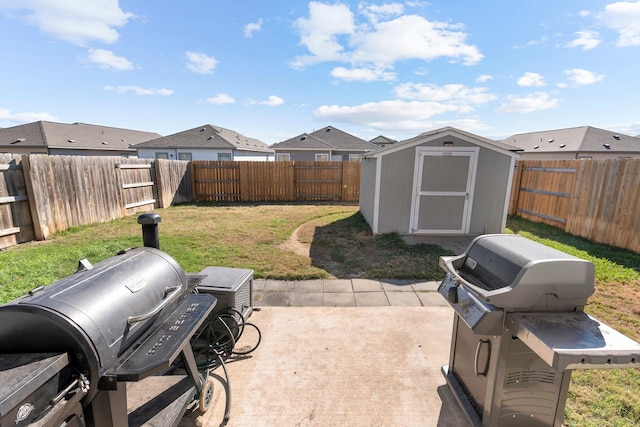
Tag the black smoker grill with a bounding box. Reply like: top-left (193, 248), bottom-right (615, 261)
top-left (0, 214), bottom-right (220, 427)
top-left (438, 234), bottom-right (640, 427)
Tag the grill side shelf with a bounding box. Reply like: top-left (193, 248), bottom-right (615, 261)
top-left (508, 312), bottom-right (640, 371)
top-left (106, 294), bottom-right (216, 382)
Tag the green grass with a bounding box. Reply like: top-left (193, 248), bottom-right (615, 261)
top-left (0, 206), bottom-right (638, 425)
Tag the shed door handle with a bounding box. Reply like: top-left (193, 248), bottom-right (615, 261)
top-left (474, 339), bottom-right (491, 377)
top-left (127, 286), bottom-right (182, 325)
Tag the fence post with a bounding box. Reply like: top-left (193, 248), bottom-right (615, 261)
top-left (20, 154), bottom-right (46, 240)
top-left (508, 161), bottom-right (523, 216)
top-left (154, 160), bottom-right (166, 208)
top-left (190, 161), bottom-right (197, 202)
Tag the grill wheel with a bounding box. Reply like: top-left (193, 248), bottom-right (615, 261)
top-left (198, 377), bottom-right (215, 412)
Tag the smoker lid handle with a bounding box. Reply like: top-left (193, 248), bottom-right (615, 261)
top-left (127, 286), bottom-right (182, 325)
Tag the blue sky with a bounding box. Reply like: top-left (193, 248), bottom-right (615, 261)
top-left (1, 1), bottom-right (639, 144)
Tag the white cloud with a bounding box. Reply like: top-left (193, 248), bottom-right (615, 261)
top-left (291, 2), bottom-right (482, 69)
top-left (260, 95), bottom-right (284, 106)
top-left (517, 72), bottom-right (546, 87)
top-left (0, 0), bottom-right (135, 46)
top-left (315, 100), bottom-right (461, 123)
top-left (566, 30), bottom-right (601, 50)
top-left (206, 94), bottom-right (236, 105)
top-left (104, 85), bottom-right (173, 96)
top-left (87, 49), bottom-right (133, 71)
top-left (358, 2), bottom-right (404, 23)
top-left (330, 66), bottom-right (396, 81)
top-left (186, 51), bottom-right (218, 74)
top-left (349, 15), bottom-right (482, 66)
top-left (598, 1), bottom-right (640, 46)
top-left (564, 68), bottom-right (605, 85)
top-left (394, 83), bottom-right (497, 105)
top-left (476, 74), bottom-right (493, 83)
top-left (0, 107), bottom-right (58, 124)
top-left (496, 92), bottom-right (560, 113)
top-left (311, 80), bottom-right (496, 133)
top-left (291, 2), bottom-right (355, 68)
top-left (244, 18), bottom-right (262, 38)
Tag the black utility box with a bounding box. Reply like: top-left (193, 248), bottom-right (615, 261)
top-left (197, 267), bottom-right (254, 319)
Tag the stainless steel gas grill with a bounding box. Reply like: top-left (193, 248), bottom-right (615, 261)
top-left (438, 234), bottom-right (640, 427)
top-left (0, 214), bottom-right (218, 427)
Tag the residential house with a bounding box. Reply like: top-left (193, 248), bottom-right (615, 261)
top-left (369, 135), bottom-right (398, 149)
top-left (501, 126), bottom-right (640, 160)
top-left (135, 124), bottom-right (272, 161)
top-left (0, 121), bottom-right (160, 157)
top-left (271, 126), bottom-right (379, 161)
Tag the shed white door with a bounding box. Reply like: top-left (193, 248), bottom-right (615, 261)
top-left (410, 148), bottom-right (478, 234)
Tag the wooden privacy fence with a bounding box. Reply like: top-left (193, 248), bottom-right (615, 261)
top-left (509, 158), bottom-right (640, 253)
top-left (191, 161), bottom-right (360, 202)
top-left (0, 154), bottom-right (191, 249)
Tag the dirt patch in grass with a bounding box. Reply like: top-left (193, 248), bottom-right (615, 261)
top-left (280, 211), bottom-right (454, 280)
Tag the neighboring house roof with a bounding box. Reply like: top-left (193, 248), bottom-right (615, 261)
top-left (369, 135), bottom-right (398, 146)
top-left (365, 127), bottom-right (522, 159)
top-left (501, 126), bottom-right (640, 155)
top-left (0, 121), bottom-right (160, 152)
top-left (271, 125), bottom-right (379, 152)
top-left (134, 124), bottom-right (271, 153)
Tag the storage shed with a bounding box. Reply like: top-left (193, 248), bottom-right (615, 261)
top-left (360, 127), bottom-right (521, 235)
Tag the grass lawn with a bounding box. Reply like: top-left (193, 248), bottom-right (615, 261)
top-left (0, 203), bottom-right (639, 426)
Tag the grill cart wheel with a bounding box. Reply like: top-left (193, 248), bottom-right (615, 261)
top-left (199, 377), bottom-right (215, 412)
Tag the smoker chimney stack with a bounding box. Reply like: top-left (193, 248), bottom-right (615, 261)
top-left (137, 213), bottom-right (162, 249)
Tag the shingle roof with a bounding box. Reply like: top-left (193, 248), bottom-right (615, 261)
top-left (0, 121), bottom-right (160, 151)
top-left (134, 124), bottom-right (271, 153)
top-left (271, 125), bottom-right (379, 151)
top-left (501, 126), bottom-right (640, 154)
top-left (369, 135), bottom-right (397, 144)
top-left (270, 133), bottom-right (333, 150)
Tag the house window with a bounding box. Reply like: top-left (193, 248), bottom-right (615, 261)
top-left (178, 152), bottom-right (192, 161)
top-left (315, 153), bottom-right (329, 161)
top-left (349, 154), bottom-right (362, 162)
top-left (276, 153), bottom-right (290, 161)
top-left (218, 153), bottom-right (232, 161)
top-left (156, 152), bottom-right (169, 159)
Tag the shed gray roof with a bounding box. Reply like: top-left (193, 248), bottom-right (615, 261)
top-left (0, 121), bottom-right (160, 151)
top-left (501, 126), bottom-right (640, 154)
top-left (365, 127), bottom-right (521, 158)
top-left (135, 124), bottom-right (271, 153)
top-left (271, 126), bottom-right (379, 151)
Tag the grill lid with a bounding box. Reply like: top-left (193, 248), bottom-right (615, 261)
top-left (440, 234), bottom-right (595, 310)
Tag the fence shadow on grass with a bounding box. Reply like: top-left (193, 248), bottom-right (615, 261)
top-left (506, 216), bottom-right (640, 276)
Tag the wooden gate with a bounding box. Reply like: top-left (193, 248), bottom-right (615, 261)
top-left (511, 160), bottom-right (576, 227)
top-left (0, 154), bottom-right (36, 249)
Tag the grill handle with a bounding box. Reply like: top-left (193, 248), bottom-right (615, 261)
top-left (474, 339), bottom-right (491, 377)
top-left (127, 286), bottom-right (182, 325)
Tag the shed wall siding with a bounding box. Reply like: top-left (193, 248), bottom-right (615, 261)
top-left (468, 148), bottom-right (513, 233)
top-left (359, 158), bottom-right (377, 229)
top-left (377, 146), bottom-right (416, 233)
